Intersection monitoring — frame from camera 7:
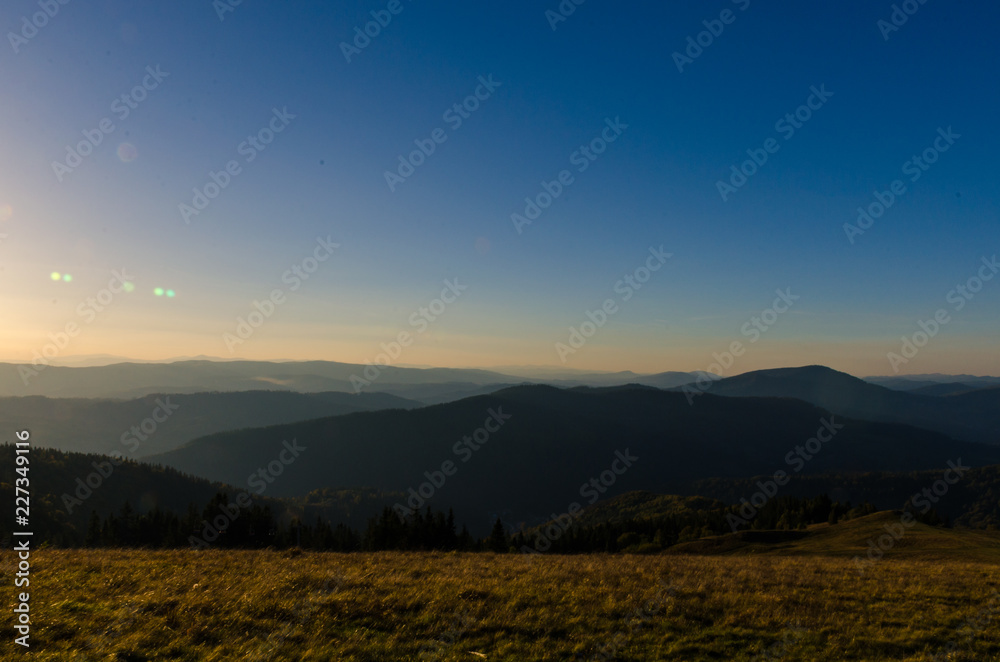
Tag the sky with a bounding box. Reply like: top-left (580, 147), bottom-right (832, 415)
top-left (0, 0), bottom-right (997, 377)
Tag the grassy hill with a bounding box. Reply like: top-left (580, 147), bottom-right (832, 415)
top-left (15, 549), bottom-right (1000, 660)
top-left (671, 511), bottom-right (1000, 563)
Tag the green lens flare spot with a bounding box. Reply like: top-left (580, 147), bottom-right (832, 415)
top-left (154, 288), bottom-right (164, 296)
top-left (50, 272), bottom-right (61, 281)
top-left (62, 274), bottom-right (72, 282)
top-left (123, 282), bottom-right (135, 293)
top-left (166, 290), bottom-right (175, 298)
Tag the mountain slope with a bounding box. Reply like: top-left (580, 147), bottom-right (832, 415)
top-left (0, 445), bottom-right (402, 544)
top-left (680, 365), bottom-right (1000, 444)
top-left (0, 390), bottom-right (419, 457)
top-left (148, 385), bottom-right (1000, 535)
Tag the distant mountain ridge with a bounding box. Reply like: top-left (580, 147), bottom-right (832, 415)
top-left (0, 390), bottom-right (420, 457)
top-left (0, 359), bottom-right (699, 403)
top-left (1, 360), bottom-right (522, 399)
top-left (677, 365), bottom-right (1000, 444)
top-left (866, 373), bottom-right (1000, 390)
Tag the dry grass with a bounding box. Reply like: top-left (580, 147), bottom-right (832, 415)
top-left (5, 547), bottom-right (1000, 661)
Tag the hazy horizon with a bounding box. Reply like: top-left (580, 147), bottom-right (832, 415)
top-left (3, 353), bottom-right (999, 381)
top-left (3, 1), bottom-right (998, 377)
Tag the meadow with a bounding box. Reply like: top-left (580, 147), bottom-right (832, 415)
top-left (10, 542), bottom-right (1000, 661)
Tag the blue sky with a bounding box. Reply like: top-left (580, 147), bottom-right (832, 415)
top-left (0, 0), bottom-right (997, 376)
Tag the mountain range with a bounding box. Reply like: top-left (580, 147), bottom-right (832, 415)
top-left (0, 359), bottom-right (699, 402)
top-left (147, 383), bottom-right (1000, 534)
top-left (7, 361), bottom-right (1000, 539)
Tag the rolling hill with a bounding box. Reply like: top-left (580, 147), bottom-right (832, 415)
top-left (147, 384), bottom-right (1000, 535)
top-left (0, 390), bottom-right (420, 457)
top-left (668, 510), bottom-right (1000, 562)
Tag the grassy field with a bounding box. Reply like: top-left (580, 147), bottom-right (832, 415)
top-left (6, 515), bottom-right (1000, 661)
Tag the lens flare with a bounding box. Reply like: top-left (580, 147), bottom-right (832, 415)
top-left (166, 289), bottom-right (176, 298)
top-left (50, 272), bottom-right (61, 281)
top-left (62, 274), bottom-right (73, 282)
top-left (118, 143), bottom-right (138, 162)
top-left (154, 287), bottom-right (164, 296)
top-left (123, 281), bottom-right (135, 293)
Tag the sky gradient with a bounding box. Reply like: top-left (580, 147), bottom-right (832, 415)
top-left (1, 0), bottom-right (998, 377)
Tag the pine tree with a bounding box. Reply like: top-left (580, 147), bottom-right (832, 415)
top-left (85, 511), bottom-right (102, 547)
top-left (489, 518), bottom-right (508, 553)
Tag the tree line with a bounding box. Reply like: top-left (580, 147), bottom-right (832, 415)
top-left (78, 491), bottom-right (946, 552)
